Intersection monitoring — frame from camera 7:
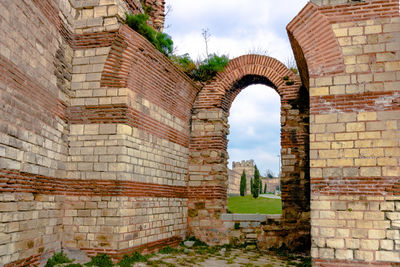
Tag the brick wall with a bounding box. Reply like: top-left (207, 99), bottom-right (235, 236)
top-left (288, 0), bottom-right (400, 265)
top-left (1, 0), bottom-right (399, 265)
top-left (0, 0), bottom-right (195, 265)
top-left (188, 55), bottom-right (310, 250)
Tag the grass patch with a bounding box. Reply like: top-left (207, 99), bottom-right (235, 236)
top-left (228, 195), bottom-right (282, 214)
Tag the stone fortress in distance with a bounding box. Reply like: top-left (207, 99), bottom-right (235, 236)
top-left (0, 0), bottom-right (399, 266)
top-left (228, 160), bottom-right (280, 195)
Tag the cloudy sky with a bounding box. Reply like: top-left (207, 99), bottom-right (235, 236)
top-left (165, 0), bottom-right (308, 176)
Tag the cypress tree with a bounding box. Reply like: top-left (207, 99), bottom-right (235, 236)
top-left (259, 179), bottom-right (262, 194)
top-left (253, 165), bottom-right (261, 198)
top-left (240, 170), bottom-right (246, 196)
top-left (250, 177), bottom-right (254, 195)
top-left (264, 182), bottom-right (267, 193)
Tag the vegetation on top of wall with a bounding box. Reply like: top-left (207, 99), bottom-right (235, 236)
top-left (172, 53), bottom-right (229, 82)
top-left (125, 13), bottom-right (229, 82)
top-left (125, 13), bottom-right (173, 57)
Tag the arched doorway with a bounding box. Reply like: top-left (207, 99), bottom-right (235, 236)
top-left (187, 55), bottom-right (310, 250)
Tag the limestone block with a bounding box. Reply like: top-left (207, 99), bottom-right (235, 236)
top-left (380, 240), bottom-right (394, 251)
top-left (335, 249), bottom-right (353, 260)
top-left (376, 251), bottom-right (400, 262)
top-left (355, 250), bottom-right (374, 262)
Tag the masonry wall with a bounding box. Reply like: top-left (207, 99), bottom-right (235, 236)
top-left (0, 0), bottom-right (72, 264)
top-left (0, 0), bottom-right (198, 265)
top-left (288, 0), bottom-right (400, 265)
top-left (188, 55), bottom-right (310, 251)
top-left (1, 0), bottom-right (399, 266)
top-left (230, 160), bottom-right (255, 195)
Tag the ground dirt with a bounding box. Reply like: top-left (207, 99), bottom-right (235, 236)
top-left (119, 246), bottom-right (310, 267)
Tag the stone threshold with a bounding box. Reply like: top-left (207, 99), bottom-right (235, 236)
top-left (221, 213), bottom-right (282, 221)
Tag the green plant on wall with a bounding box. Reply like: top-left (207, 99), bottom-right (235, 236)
top-left (125, 13), bottom-right (173, 57)
top-left (125, 14), bottom-right (229, 82)
top-left (172, 53), bottom-right (229, 82)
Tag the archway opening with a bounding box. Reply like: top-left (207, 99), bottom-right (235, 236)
top-left (188, 55), bottom-right (310, 250)
top-left (227, 84), bottom-right (282, 215)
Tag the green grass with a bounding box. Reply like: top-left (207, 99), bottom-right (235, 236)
top-left (227, 195), bottom-right (282, 214)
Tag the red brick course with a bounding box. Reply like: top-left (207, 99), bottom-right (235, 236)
top-left (311, 92), bottom-right (400, 114)
top-left (0, 169), bottom-right (187, 198)
top-left (67, 105), bottom-right (189, 147)
top-left (101, 25), bottom-right (200, 122)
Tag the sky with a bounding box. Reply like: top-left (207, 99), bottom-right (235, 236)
top-left (165, 0), bottom-right (308, 176)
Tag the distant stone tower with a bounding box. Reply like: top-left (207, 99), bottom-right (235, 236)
top-left (228, 160), bottom-right (255, 195)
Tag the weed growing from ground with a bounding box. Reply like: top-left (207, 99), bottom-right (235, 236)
top-left (45, 251), bottom-right (73, 267)
top-left (86, 253), bottom-right (113, 267)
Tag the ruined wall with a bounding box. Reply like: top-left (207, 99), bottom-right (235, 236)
top-left (288, 0), bottom-right (400, 265)
top-left (0, 0), bottom-right (199, 265)
top-left (1, 0), bottom-right (399, 265)
top-left (0, 0), bottom-right (72, 264)
top-left (188, 55), bottom-right (310, 250)
top-left (264, 178), bottom-right (280, 194)
top-left (227, 168), bottom-right (241, 195)
top-left (228, 160), bottom-right (256, 195)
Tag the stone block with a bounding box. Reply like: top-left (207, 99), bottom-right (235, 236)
top-left (342, 46), bottom-right (362, 56)
top-left (99, 124), bottom-right (117, 135)
top-left (320, 228), bottom-right (335, 237)
top-left (333, 28), bottom-right (348, 37)
top-left (376, 251), bottom-right (400, 262)
top-left (346, 122), bottom-right (365, 132)
top-left (346, 239), bottom-right (359, 249)
top-left (357, 112), bottom-right (377, 121)
top-left (365, 25), bottom-right (382, 34)
top-left (94, 6), bottom-right (107, 17)
top-left (355, 251), bottom-right (374, 262)
top-left (368, 229), bottom-right (386, 239)
top-left (310, 87), bottom-right (329, 96)
top-left (319, 248), bottom-right (334, 259)
top-left (360, 167), bottom-right (381, 177)
top-left (335, 249), bottom-right (353, 260)
top-left (348, 27), bottom-right (363, 36)
top-left (380, 240), bottom-right (394, 251)
top-left (361, 239), bottom-right (379, 250)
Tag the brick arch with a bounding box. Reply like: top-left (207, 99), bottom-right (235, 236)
top-left (193, 55), bottom-right (300, 110)
top-left (188, 55), bottom-right (310, 250)
top-left (287, 2), bottom-right (345, 79)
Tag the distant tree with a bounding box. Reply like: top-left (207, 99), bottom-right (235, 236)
top-left (264, 183), bottom-right (267, 194)
top-left (240, 170), bottom-right (247, 196)
top-left (265, 169), bottom-right (274, 179)
top-left (259, 179), bottom-right (262, 194)
top-left (250, 177), bottom-right (254, 195)
top-left (253, 165), bottom-right (261, 198)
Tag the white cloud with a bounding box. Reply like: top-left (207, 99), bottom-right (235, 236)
top-left (164, 0), bottom-right (308, 178)
top-left (227, 85), bottom-right (281, 175)
top-left (165, 0), bottom-right (308, 62)
top-left (229, 85), bottom-right (280, 127)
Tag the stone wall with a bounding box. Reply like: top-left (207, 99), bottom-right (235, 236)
top-left (264, 178), bottom-right (280, 194)
top-left (288, 0), bottom-right (400, 265)
top-left (227, 168), bottom-right (241, 195)
top-left (230, 160), bottom-right (255, 195)
top-left (188, 55), bottom-right (310, 250)
top-left (221, 214), bottom-right (284, 248)
top-left (0, 0), bottom-right (198, 265)
top-left (0, 0), bottom-right (399, 265)
top-left (228, 160), bottom-right (277, 195)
